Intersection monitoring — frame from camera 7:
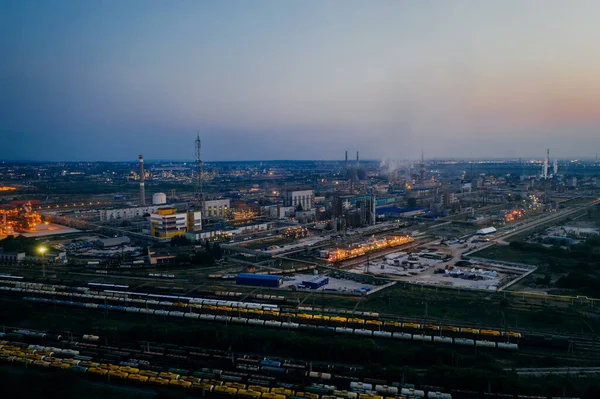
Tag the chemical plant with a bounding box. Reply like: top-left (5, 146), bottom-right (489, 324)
top-left (1, 143), bottom-right (600, 399)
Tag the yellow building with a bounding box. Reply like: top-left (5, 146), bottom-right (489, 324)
top-left (149, 208), bottom-right (202, 239)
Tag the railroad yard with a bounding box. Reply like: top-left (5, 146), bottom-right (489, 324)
top-left (1, 174), bottom-right (600, 398)
top-left (1, 269), bottom-right (600, 399)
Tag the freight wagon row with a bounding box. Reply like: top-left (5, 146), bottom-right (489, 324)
top-left (215, 291), bottom-right (287, 303)
top-left (0, 343), bottom-right (452, 399)
top-left (0, 332), bottom-right (359, 388)
top-left (1, 328), bottom-right (520, 398)
top-left (20, 297), bottom-right (518, 350)
top-left (1, 328), bottom-right (357, 378)
top-left (2, 344), bottom-right (571, 399)
top-left (1, 281), bottom-right (520, 340)
top-left (6, 283), bottom-right (520, 341)
top-left (0, 329), bottom-right (99, 342)
top-left (1, 336), bottom-right (564, 398)
top-left (1, 280), bottom-right (281, 311)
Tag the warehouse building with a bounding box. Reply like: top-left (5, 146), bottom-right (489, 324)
top-left (476, 227), bottom-right (497, 236)
top-left (235, 273), bottom-right (282, 287)
top-left (96, 236), bottom-right (131, 249)
top-left (301, 276), bottom-right (329, 289)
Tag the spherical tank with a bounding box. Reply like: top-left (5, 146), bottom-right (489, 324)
top-left (152, 192), bottom-right (167, 205)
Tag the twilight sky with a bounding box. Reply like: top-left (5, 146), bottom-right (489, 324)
top-left (1, 1), bottom-right (600, 161)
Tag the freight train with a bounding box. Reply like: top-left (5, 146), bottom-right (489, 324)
top-left (0, 338), bottom-right (577, 399)
top-left (19, 296), bottom-right (517, 350)
top-left (0, 279), bottom-right (522, 344)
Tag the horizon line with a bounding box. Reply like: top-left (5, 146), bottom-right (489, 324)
top-left (0, 156), bottom-right (597, 163)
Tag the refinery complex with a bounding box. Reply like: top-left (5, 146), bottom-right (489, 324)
top-left (1, 137), bottom-right (600, 399)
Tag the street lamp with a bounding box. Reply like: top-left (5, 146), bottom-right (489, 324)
top-left (39, 246), bottom-right (47, 278)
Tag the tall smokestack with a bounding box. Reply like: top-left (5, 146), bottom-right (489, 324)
top-left (345, 150), bottom-right (348, 169)
top-left (139, 154), bottom-right (146, 206)
top-left (543, 148), bottom-right (549, 179)
top-left (419, 150), bottom-right (425, 181)
top-left (356, 151), bottom-right (359, 169)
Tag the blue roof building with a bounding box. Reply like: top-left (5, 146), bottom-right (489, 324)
top-left (236, 273), bottom-right (282, 287)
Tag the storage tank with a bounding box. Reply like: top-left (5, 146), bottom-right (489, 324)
top-left (152, 192), bottom-right (167, 205)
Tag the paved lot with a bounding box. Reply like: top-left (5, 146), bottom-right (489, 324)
top-left (347, 242), bottom-right (522, 290)
top-left (281, 274), bottom-right (375, 294)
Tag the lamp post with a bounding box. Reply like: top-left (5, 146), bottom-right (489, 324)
top-left (39, 246), bottom-right (46, 278)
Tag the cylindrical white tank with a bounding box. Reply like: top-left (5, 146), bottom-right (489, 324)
top-left (152, 192), bottom-right (167, 205)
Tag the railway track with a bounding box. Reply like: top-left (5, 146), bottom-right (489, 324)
top-left (506, 366), bottom-right (600, 376)
top-left (0, 328), bottom-right (453, 398)
top-left (0, 326), bottom-right (589, 399)
top-left (3, 276), bottom-right (600, 362)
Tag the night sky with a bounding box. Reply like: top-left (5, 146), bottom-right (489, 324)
top-left (1, 1), bottom-right (599, 161)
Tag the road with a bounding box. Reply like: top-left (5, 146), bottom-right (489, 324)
top-left (494, 205), bottom-right (591, 245)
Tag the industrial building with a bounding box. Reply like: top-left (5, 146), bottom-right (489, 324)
top-left (99, 206), bottom-right (162, 222)
top-left (476, 227), bottom-right (497, 236)
top-left (0, 249), bottom-right (25, 262)
top-left (203, 198), bottom-right (230, 218)
top-left (235, 273), bottom-right (282, 287)
top-left (301, 276), bottom-right (329, 289)
top-left (283, 189), bottom-right (314, 210)
top-left (149, 207), bottom-right (202, 239)
top-left (186, 220), bottom-right (274, 241)
top-left (262, 205), bottom-right (295, 219)
top-left (95, 236), bottom-right (131, 249)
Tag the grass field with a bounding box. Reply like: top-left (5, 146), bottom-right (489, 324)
top-left (474, 244), bottom-right (560, 267)
top-left (472, 238), bottom-right (600, 297)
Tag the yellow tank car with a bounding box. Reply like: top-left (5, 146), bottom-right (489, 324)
top-left (109, 371), bottom-right (129, 379)
top-left (262, 393), bottom-right (286, 399)
top-left (441, 326), bottom-right (459, 333)
top-left (139, 370), bottom-right (159, 377)
top-left (169, 379), bottom-right (192, 389)
top-left (271, 387), bottom-right (294, 396)
top-left (238, 389), bottom-right (262, 398)
top-left (481, 329), bottom-right (501, 337)
top-left (149, 377), bottom-right (170, 386)
top-left (191, 383), bottom-right (214, 391)
top-left (249, 385), bottom-right (270, 393)
top-left (224, 381), bottom-right (246, 390)
top-left (128, 374), bottom-right (149, 383)
top-left (213, 386), bottom-right (238, 396)
top-left (348, 318), bottom-right (364, 325)
top-left (88, 367), bottom-right (109, 376)
top-left (159, 371), bottom-right (180, 380)
top-left (180, 376), bottom-right (201, 384)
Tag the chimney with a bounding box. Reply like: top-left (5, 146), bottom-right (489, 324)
top-left (139, 154), bottom-right (146, 206)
